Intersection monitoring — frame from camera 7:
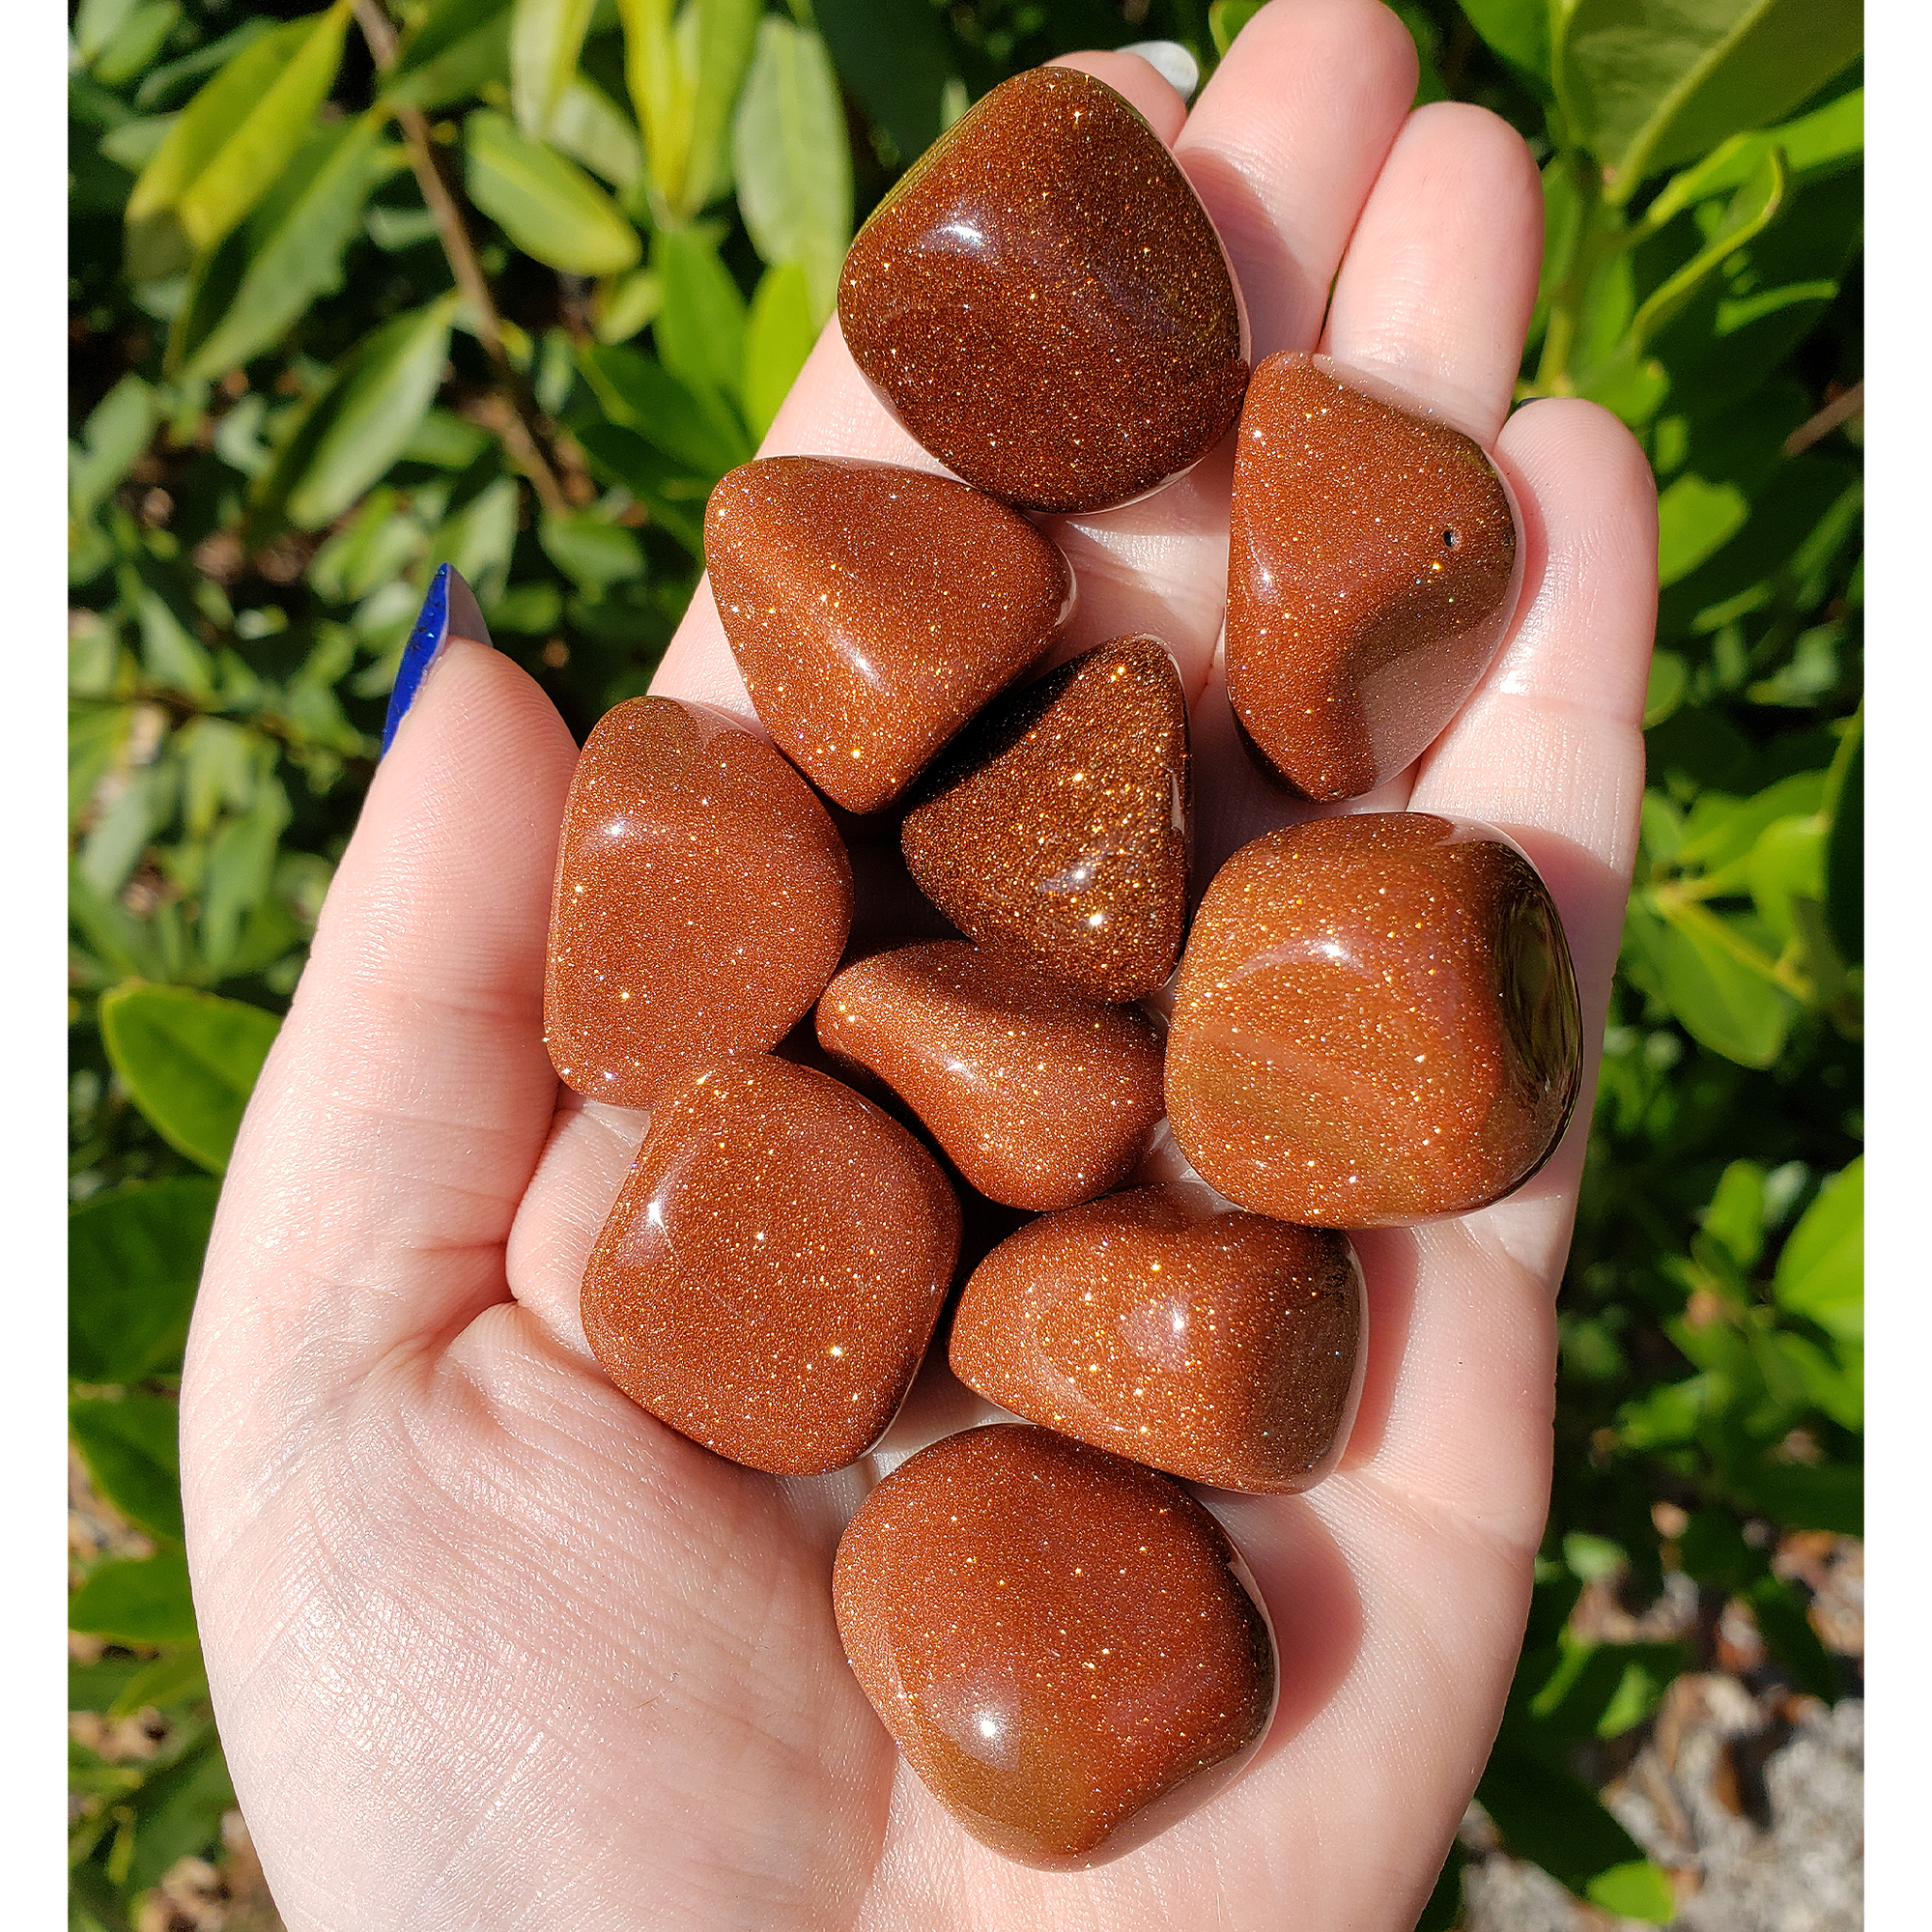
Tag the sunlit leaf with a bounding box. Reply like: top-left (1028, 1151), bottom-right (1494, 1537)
top-left (465, 107), bottom-right (642, 275)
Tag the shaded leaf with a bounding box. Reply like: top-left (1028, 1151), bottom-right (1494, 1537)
top-left (70, 1397), bottom-right (184, 1542)
top-left (1623, 900), bottom-right (1796, 1066)
top-left (69, 1548), bottom-right (197, 1645)
top-left (742, 258), bottom-right (816, 440)
top-left (1208, 1), bottom-right (1264, 60)
top-left (653, 225), bottom-right (747, 404)
top-left (578, 340), bottom-right (750, 475)
top-left (1773, 1156), bottom-right (1861, 1340)
top-left (69, 1179), bottom-right (219, 1384)
top-left (815, 0), bottom-right (960, 161)
top-left (1461, 0), bottom-right (1551, 84)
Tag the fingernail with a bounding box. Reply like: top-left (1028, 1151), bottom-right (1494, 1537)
top-left (380, 563), bottom-right (493, 757)
top-left (1120, 40), bottom-right (1200, 103)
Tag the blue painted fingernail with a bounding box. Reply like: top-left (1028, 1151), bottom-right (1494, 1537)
top-left (381, 563), bottom-right (493, 757)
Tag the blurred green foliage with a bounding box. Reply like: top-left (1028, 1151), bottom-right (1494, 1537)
top-left (70, 1), bottom-right (1861, 1923)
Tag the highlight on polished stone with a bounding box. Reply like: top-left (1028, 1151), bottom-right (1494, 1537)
top-left (837, 67), bottom-right (1248, 514)
top-left (1226, 354), bottom-right (1520, 801)
top-left (1166, 813), bottom-right (1581, 1226)
top-left (544, 697), bottom-right (852, 1108)
top-left (704, 457), bottom-right (1074, 812)
top-left (815, 941), bottom-right (1165, 1211)
top-left (951, 1183), bottom-right (1364, 1492)
top-left (831, 1423), bottom-right (1277, 1868)
top-left (899, 638), bottom-right (1190, 1002)
top-left (582, 1058), bottom-right (960, 1474)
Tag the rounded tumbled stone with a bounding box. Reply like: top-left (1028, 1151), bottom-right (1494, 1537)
top-left (832, 1423), bottom-right (1277, 1868)
top-left (837, 67), bottom-right (1249, 515)
top-left (544, 697), bottom-right (852, 1108)
top-left (1165, 813), bottom-right (1582, 1226)
top-left (951, 1182), bottom-right (1364, 1492)
top-left (582, 1058), bottom-right (960, 1474)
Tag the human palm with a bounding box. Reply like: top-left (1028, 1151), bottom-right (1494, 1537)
top-left (181, 3), bottom-right (1659, 1925)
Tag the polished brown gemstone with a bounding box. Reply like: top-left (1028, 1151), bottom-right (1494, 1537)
top-left (832, 1423), bottom-right (1276, 1868)
top-left (582, 1058), bottom-right (960, 1474)
top-left (1166, 813), bottom-right (1581, 1226)
top-left (704, 457), bottom-right (1073, 813)
top-left (951, 1183), bottom-right (1363, 1492)
top-left (815, 942), bottom-right (1165, 1212)
top-left (837, 67), bottom-right (1248, 515)
top-left (1226, 355), bottom-right (1520, 801)
top-left (544, 697), bottom-right (852, 1108)
top-left (899, 639), bottom-right (1190, 1001)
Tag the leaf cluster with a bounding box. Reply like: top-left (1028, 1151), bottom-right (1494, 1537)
top-left (69, 1), bottom-right (1861, 1924)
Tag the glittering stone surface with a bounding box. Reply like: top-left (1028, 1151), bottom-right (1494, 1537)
top-left (815, 941), bottom-right (1165, 1211)
top-left (1227, 355), bottom-right (1519, 801)
top-left (544, 697), bottom-right (852, 1108)
top-left (582, 1058), bottom-right (960, 1474)
top-left (951, 1183), bottom-right (1364, 1492)
top-left (705, 457), bottom-right (1074, 812)
top-left (1166, 813), bottom-right (1581, 1225)
top-left (837, 68), bottom-right (1248, 515)
top-left (900, 638), bottom-right (1190, 1001)
top-left (832, 1424), bottom-right (1276, 1868)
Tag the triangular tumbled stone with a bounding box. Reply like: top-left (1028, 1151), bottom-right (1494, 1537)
top-left (704, 456), bottom-right (1073, 813)
top-left (900, 637), bottom-right (1189, 1001)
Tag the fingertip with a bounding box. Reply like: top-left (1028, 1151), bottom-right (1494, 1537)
top-left (1049, 49), bottom-right (1192, 143)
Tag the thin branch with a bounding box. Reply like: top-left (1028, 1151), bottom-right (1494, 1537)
top-left (352, 0), bottom-right (569, 519)
top-left (1784, 381), bottom-right (1864, 460)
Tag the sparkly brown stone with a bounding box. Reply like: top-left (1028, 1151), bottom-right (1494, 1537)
top-left (899, 639), bottom-right (1189, 1002)
top-left (544, 698), bottom-right (852, 1108)
top-left (951, 1183), bottom-right (1364, 1492)
top-left (1166, 813), bottom-right (1581, 1226)
top-left (837, 68), bottom-right (1248, 515)
top-left (1227, 355), bottom-right (1520, 801)
top-left (582, 1058), bottom-right (960, 1474)
top-left (704, 457), bottom-right (1073, 813)
top-left (832, 1424), bottom-right (1276, 1868)
top-left (815, 942), bottom-right (1165, 1212)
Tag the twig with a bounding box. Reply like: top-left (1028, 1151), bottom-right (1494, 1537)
top-left (352, 0), bottom-right (569, 519)
top-left (1784, 381), bottom-right (1864, 459)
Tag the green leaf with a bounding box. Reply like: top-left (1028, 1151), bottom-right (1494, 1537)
top-left (92, 2), bottom-right (183, 91)
top-left (1643, 649), bottom-right (1687, 727)
top-left (1554, 0), bottom-right (1862, 201)
top-left (107, 1645), bottom-right (209, 1719)
top-left (136, 17), bottom-right (278, 111)
top-left (1460, 0), bottom-right (1551, 84)
top-left (511, 0), bottom-right (597, 137)
top-left (539, 511), bottom-right (646, 590)
top-left (742, 259), bottom-right (815, 440)
top-left (1745, 814), bottom-right (1826, 947)
top-left (70, 376), bottom-right (156, 525)
top-left (1623, 900), bottom-right (1796, 1067)
top-left (69, 1548), bottom-right (197, 1645)
top-left (1587, 1861), bottom-right (1677, 1922)
top-left (1745, 1575), bottom-right (1838, 1698)
top-left (814, 0), bottom-right (960, 162)
top-left (1728, 1459), bottom-right (1861, 1535)
top-left (578, 339), bottom-right (750, 475)
top-left (593, 266), bottom-right (664, 342)
top-left (1628, 148), bottom-right (1787, 355)
top-left (69, 1179), bottom-right (218, 1384)
top-left (1642, 80), bottom-right (1861, 225)
top-left (124, 2), bottom-right (355, 283)
top-left (732, 18), bottom-right (852, 327)
top-left (550, 74), bottom-right (645, 190)
top-left (570, 420), bottom-right (706, 554)
top-left (255, 296), bottom-right (459, 534)
top-left (1479, 1747), bottom-right (1662, 1906)
top-left (121, 1722), bottom-right (236, 1893)
top-left (385, 0), bottom-right (515, 110)
top-left (99, 982), bottom-right (281, 1174)
top-left (619, 0), bottom-right (759, 222)
top-left (71, 1397), bottom-right (184, 1543)
top-left (653, 225), bottom-right (747, 405)
top-left (1825, 729), bottom-right (1861, 961)
top-left (1208, 1), bottom-right (1265, 59)
top-left (465, 107), bottom-right (642, 275)
top-left (1773, 1157), bottom-right (1861, 1341)
top-left (171, 111), bottom-right (388, 383)
top-left (1701, 1158), bottom-right (1767, 1269)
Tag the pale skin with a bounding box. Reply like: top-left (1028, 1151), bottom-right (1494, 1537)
top-left (180, 2), bottom-right (1660, 1925)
